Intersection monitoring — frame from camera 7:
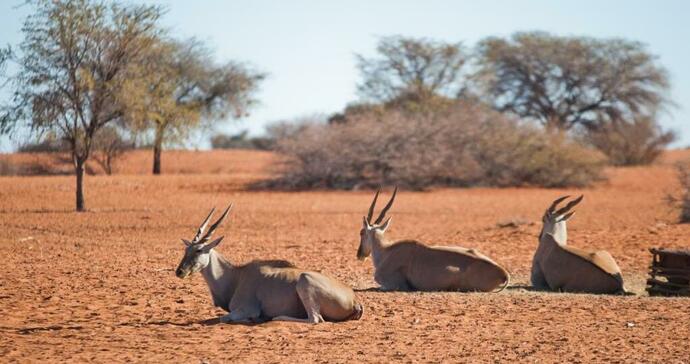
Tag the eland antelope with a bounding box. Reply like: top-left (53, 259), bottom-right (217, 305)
top-left (175, 204), bottom-right (363, 324)
top-left (357, 188), bottom-right (510, 292)
top-left (531, 195), bottom-right (627, 294)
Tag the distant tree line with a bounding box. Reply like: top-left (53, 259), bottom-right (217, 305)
top-left (268, 33), bottom-right (675, 189)
top-left (0, 0), bottom-right (264, 211)
top-left (0, 0), bottom-right (678, 203)
top-left (338, 33), bottom-right (674, 162)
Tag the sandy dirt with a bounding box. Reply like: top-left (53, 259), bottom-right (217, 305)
top-left (1, 149), bottom-right (689, 363)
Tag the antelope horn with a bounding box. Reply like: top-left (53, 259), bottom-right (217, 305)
top-left (547, 195), bottom-right (570, 213)
top-left (559, 211), bottom-right (576, 222)
top-left (191, 207), bottom-right (215, 244)
top-left (555, 195), bottom-right (584, 217)
top-left (367, 188), bottom-right (381, 224)
top-left (198, 203), bottom-right (233, 244)
top-left (374, 186), bottom-right (398, 224)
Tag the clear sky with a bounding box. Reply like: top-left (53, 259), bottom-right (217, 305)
top-left (1, 0), bottom-right (688, 151)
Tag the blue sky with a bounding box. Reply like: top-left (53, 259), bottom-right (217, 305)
top-left (1, 0), bottom-right (688, 151)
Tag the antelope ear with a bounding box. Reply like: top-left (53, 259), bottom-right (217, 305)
top-left (362, 216), bottom-right (370, 229)
top-left (201, 236), bottom-right (224, 252)
top-left (379, 217), bottom-right (392, 232)
top-left (181, 239), bottom-right (193, 247)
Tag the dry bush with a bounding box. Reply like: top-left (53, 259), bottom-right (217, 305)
top-left (92, 127), bottom-right (134, 175)
top-left (210, 130), bottom-right (273, 151)
top-left (476, 121), bottom-right (606, 187)
top-left (267, 103), bottom-right (605, 189)
top-left (0, 154), bottom-right (73, 176)
top-left (584, 116), bottom-right (676, 166)
top-left (671, 163), bottom-right (690, 223)
top-left (0, 158), bottom-right (20, 176)
top-left (17, 139), bottom-right (69, 153)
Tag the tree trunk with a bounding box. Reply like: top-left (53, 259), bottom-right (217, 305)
top-left (75, 158), bottom-right (86, 212)
top-left (152, 125), bottom-right (164, 175)
top-left (544, 114), bottom-right (569, 132)
top-left (104, 154), bottom-right (112, 175)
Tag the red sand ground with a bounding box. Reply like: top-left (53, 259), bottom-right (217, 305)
top-left (1, 150), bottom-right (689, 363)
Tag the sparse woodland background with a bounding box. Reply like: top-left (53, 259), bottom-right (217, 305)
top-left (264, 34), bottom-right (675, 189)
top-left (0, 0), bottom-right (686, 213)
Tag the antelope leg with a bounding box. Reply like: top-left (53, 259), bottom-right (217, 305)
top-left (220, 306), bottom-right (260, 323)
top-left (272, 315), bottom-right (315, 323)
top-left (375, 269), bottom-right (412, 291)
top-left (530, 262), bottom-right (549, 290)
top-left (296, 288), bottom-right (325, 323)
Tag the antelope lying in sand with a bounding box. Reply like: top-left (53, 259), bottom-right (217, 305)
top-left (175, 204), bottom-right (363, 324)
top-left (357, 188), bottom-right (510, 292)
top-left (531, 195), bottom-right (627, 294)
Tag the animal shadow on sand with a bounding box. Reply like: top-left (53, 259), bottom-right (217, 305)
top-left (2, 317), bottom-right (264, 334)
top-left (0, 207), bottom-right (157, 214)
top-left (353, 284), bottom-right (626, 294)
top-left (124, 317), bottom-right (268, 327)
top-left (505, 284), bottom-right (636, 295)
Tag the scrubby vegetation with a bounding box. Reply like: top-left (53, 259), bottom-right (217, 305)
top-left (210, 130), bottom-right (273, 150)
top-left (267, 103), bottom-right (605, 190)
top-left (582, 116), bottom-right (676, 166)
top-left (0, 3), bottom-right (678, 198)
top-left (17, 139), bottom-right (69, 153)
top-left (675, 163), bottom-right (690, 223)
top-left (92, 127), bottom-right (135, 175)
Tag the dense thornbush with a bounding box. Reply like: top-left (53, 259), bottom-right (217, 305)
top-left (475, 120), bottom-right (606, 187)
top-left (266, 102), bottom-right (605, 189)
top-left (673, 163), bottom-right (690, 223)
top-left (210, 130), bottom-right (273, 150)
top-left (583, 116), bottom-right (676, 166)
top-left (92, 126), bottom-right (135, 175)
top-left (17, 139), bottom-right (69, 153)
top-left (0, 158), bottom-right (19, 176)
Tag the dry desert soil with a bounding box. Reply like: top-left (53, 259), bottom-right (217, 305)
top-left (1, 150), bottom-right (689, 363)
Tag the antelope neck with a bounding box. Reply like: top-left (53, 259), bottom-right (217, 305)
top-left (199, 249), bottom-right (238, 310)
top-left (370, 232), bottom-right (389, 269)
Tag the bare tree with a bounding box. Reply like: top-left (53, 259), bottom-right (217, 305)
top-left (356, 36), bottom-right (468, 106)
top-left (92, 125), bottom-right (132, 175)
top-left (475, 32), bottom-right (671, 131)
top-left (0, 0), bottom-right (162, 211)
top-left (125, 38), bottom-right (264, 175)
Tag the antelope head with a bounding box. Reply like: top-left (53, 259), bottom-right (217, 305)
top-left (357, 187), bottom-right (396, 260)
top-left (540, 195), bottom-right (583, 244)
top-left (175, 204), bottom-right (233, 279)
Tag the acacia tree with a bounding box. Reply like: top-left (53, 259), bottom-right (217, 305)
top-left (126, 38), bottom-right (264, 175)
top-left (356, 36), bottom-right (468, 107)
top-left (0, 0), bottom-right (162, 211)
top-left (475, 32), bottom-right (671, 131)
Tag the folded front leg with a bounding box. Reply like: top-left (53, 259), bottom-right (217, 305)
top-left (220, 305), bottom-right (261, 323)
